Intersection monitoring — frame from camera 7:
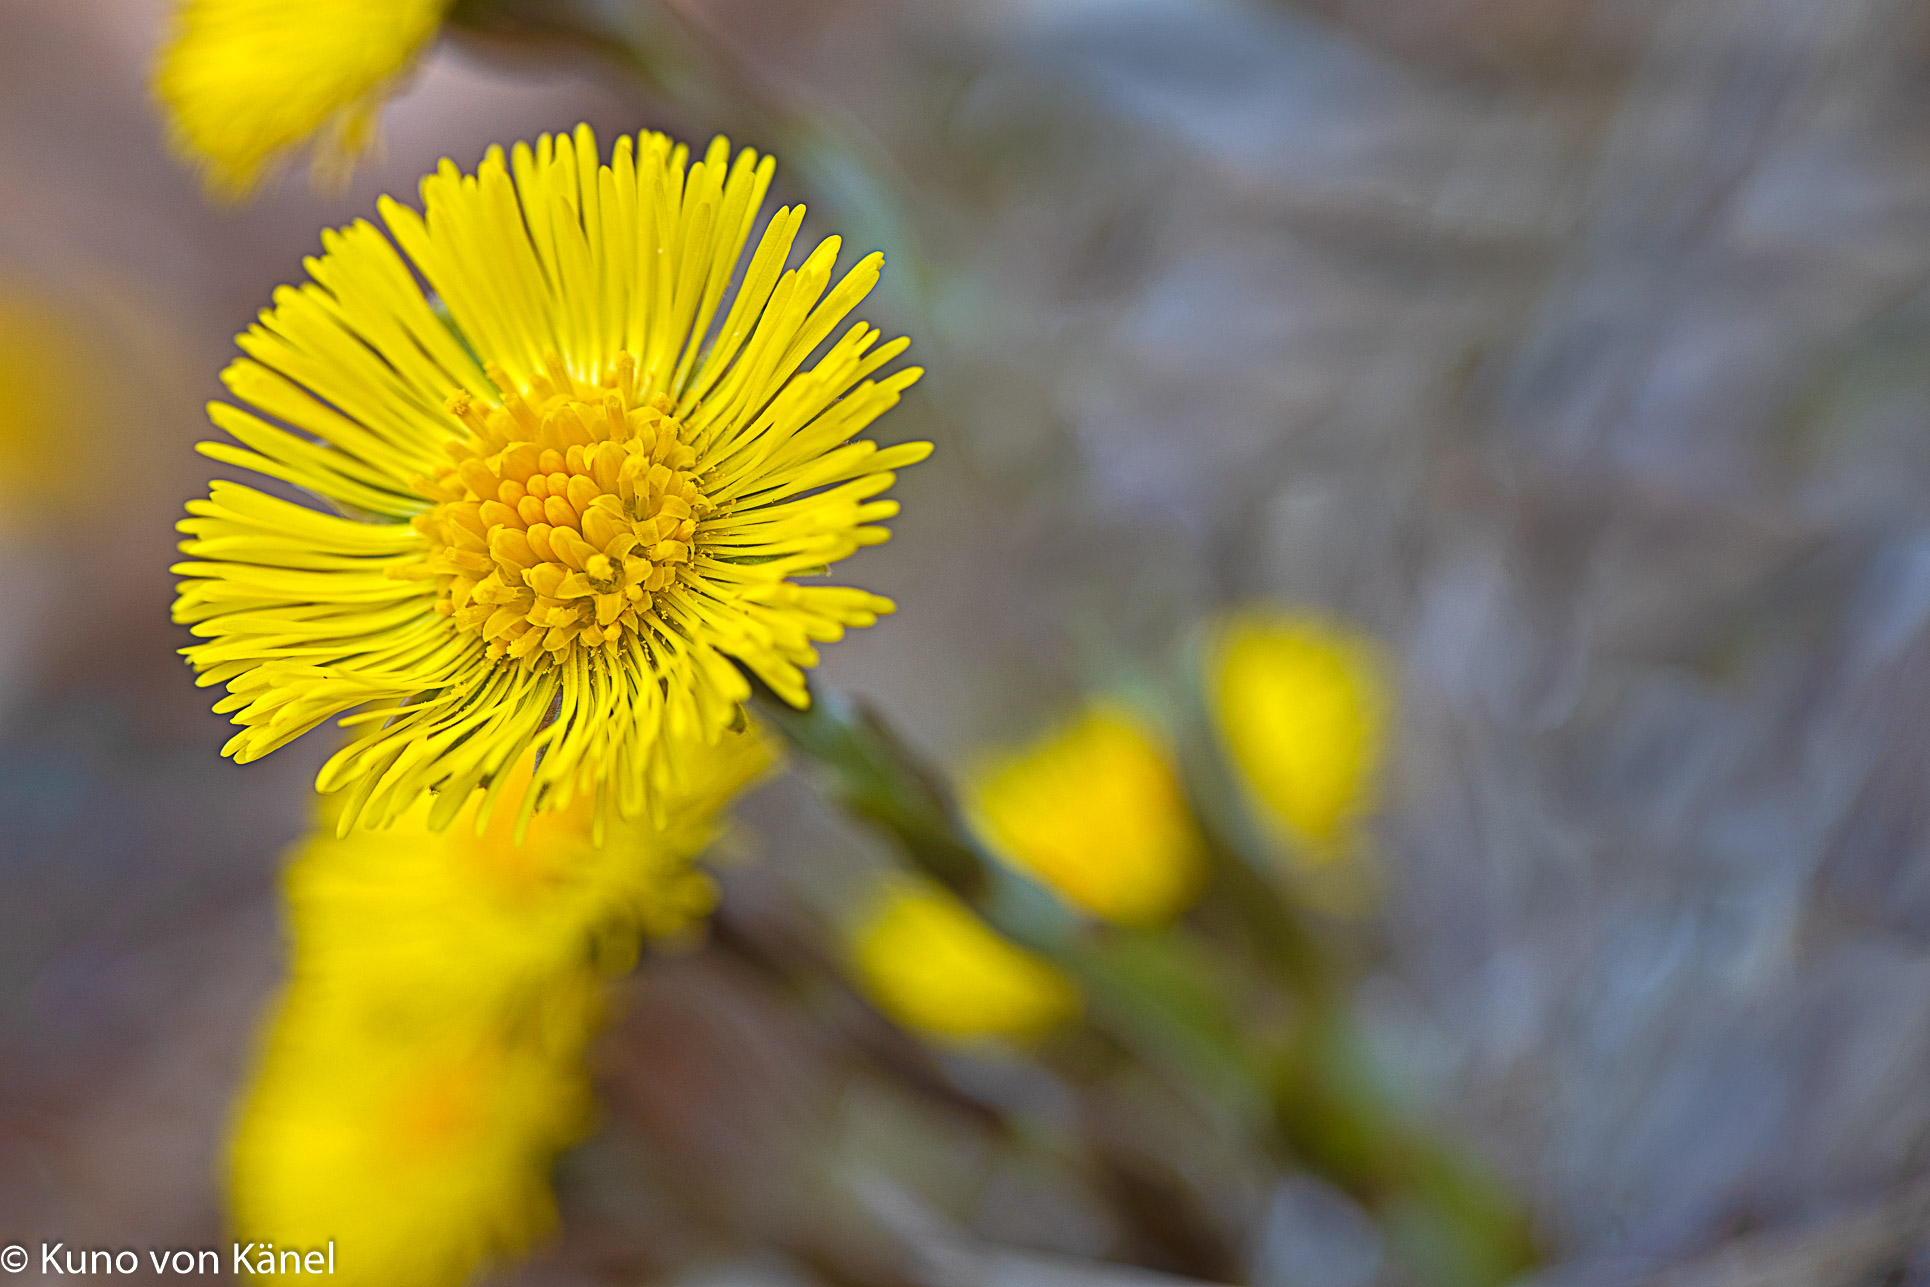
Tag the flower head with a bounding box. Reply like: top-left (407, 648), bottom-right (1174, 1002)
top-left (283, 721), bottom-right (775, 1020)
top-left (852, 880), bottom-right (1080, 1043)
top-left (1206, 609), bottom-right (1389, 862)
top-left (229, 983), bottom-right (593, 1287)
top-left (174, 127), bottom-right (925, 832)
top-left (230, 721), bottom-right (768, 1284)
top-left (155, 0), bottom-right (450, 197)
top-left (0, 287), bottom-right (107, 523)
top-left (966, 703), bottom-right (1207, 926)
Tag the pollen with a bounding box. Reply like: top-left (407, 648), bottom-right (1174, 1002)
top-left (412, 355), bottom-right (710, 668)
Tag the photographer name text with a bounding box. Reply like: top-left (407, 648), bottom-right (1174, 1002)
top-left (0, 1243), bottom-right (335, 1275)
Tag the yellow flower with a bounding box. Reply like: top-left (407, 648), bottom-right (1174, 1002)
top-left (228, 724), bottom-right (769, 1285)
top-left (155, 0), bottom-right (451, 197)
top-left (229, 982), bottom-right (593, 1287)
top-left (174, 127), bottom-right (926, 833)
top-left (966, 703), bottom-right (1207, 925)
top-left (1206, 609), bottom-right (1389, 861)
top-left (0, 287), bottom-right (106, 522)
top-left (284, 721), bottom-right (775, 1019)
top-left (852, 880), bottom-right (1080, 1042)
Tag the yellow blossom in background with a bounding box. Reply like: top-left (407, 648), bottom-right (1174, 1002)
top-left (0, 288), bottom-right (106, 522)
top-left (853, 880), bottom-right (1080, 1042)
top-left (1207, 609), bottom-right (1390, 863)
top-left (229, 721), bottom-right (771, 1284)
top-left (966, 703), bottom-right (1206, 926)
top-left (155, 0), bottom-right (451, 197)
top-left (282, 721), bottom-right (776, 1021)
top-left (173, 126), bottom-right (926, 833)
top-left (229, 982), bottom-right (594, 1287)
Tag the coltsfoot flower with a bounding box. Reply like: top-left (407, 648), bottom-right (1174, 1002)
top-left (966, 703), bottom-right (1207, 926)
top-left (0, 287), bottom-right (108, 523)
top-left (284, 722), bottom-right (775, 1021)
top-left (155, 0), bottom-right (451, 197)
top-left (229, 983), bottom-right (594, 1287)
top-left (174, 127), bottom-right (926, 832)
top-left (852, 880), bottom-right (1080, 1043)
top-left (1206, 609), bottom-right (1389, 862)
top-left (231, 726), bottom-right (770, 1285)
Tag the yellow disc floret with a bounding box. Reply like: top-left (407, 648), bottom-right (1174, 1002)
top-left (415, 358), bottom-right (711, 667)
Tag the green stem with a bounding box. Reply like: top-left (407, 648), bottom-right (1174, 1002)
top-left (746, 675), bottom-right (1081, 951)
top-left (753, 674), bottom-right (1537, 1287)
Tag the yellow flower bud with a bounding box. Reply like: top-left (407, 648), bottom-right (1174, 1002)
top-left (966, 703), bottom-right (1207, 926)
top-left (852, 881), bottom-right (1080, 1042)
top-left (1207, 610), bottom-right (1390, 864)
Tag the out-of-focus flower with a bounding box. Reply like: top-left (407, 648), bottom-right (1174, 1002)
top-left (966, 703), bottom-right (1206, 925)
top-left (283, 721), bottom-right (776, 1020)
top-left (173, 126), bottom-right (926, 832)
top-left (1206, 609), bottom-right (1390, 863)
top-left (852, 880), bottom-right (1080, 1042)
top-left (229, 722), bottom-right (770, 1284)
top-left (154, 0), bottom-right (451, 197)
top-left (229, 982), bottom-right (594, 1287)
top-left (0, 288), bottom-right (107, 522)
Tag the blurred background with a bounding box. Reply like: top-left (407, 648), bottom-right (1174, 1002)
top-left (9, 0), bottom-right (1930, 1283)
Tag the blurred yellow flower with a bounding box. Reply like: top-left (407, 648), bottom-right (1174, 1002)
top-left (155, 0), bottom-right (451, 197)
top-left (853, 880), bottom-right (1080, 1042)
top-left (284, 721), bottom-right (775, 1019)
top-left (229, 983), bottom-right (593, 1287)
top-left (173, 126), bottom-right (925, 833)
top-left (229, 722), bottom-right (770, 1285)
top-left (966, 703), bottom-right (1206, 925)
top-left (1207, 609), bottom-right (1390, 862)
top-left (0, 288), bottom-right (105, 521)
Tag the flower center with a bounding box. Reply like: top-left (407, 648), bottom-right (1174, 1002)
top-left (414, 355), bottom-right (708, 668)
